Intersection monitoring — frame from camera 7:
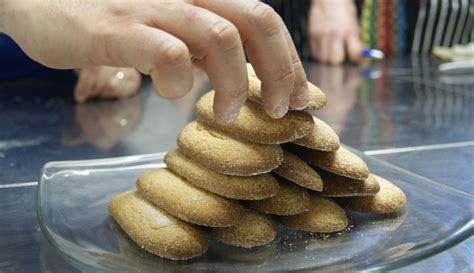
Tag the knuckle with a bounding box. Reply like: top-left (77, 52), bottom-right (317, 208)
top-left (275, 66), bottom-right (296, 84)
top-left (157, 40), bottom-right (189, 67)
top-left (89, 26), bottom-right (120, 65)
top-left (208, 20), bottom-right (240, 49)
top-left (250, 2), bottom-right (282, 36)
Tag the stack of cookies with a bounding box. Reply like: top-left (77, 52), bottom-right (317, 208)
top-left (108, 65), bottom-right (407, 260)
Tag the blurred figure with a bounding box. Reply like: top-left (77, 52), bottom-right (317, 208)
top-left (267, 0), bottom-right (473, 64)
top-left (308, 0), bottom-right (363, 65)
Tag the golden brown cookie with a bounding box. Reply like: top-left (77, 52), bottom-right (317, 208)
top-left (339, 175), bottom-right (407, 214)
top-left (246, 177), bottom-right (310, 215)
top-left (108, 191), bottom-right (208, 260)
top-left (177, 121), bottom-right (284, 176)
top-left (196, 91), bottom-right (314, 144)
top-left (247, 63), bottom-right (327, 111)
top-left (136, 168), bottom-right (243, 227)
top-left (288, 144), bottom-right (369, 180)
top-left (273, 150), bottom-right (323, 191)
top-left (292, 116), bottom-right (340, 152)
top-left (211, 209), bottom-right (277, 248)
top-left (165, 149), bottom-right (279, 200)
top-left (318, 168), bottom-right (380, 197)
top-left (275, 195), bottom-right (348, 233)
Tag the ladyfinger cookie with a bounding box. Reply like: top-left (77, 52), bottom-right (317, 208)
top-left (288, 144), bottom-right (369, 180)
top-left (108, 191), bottom-right (208, 260)
top-left (339, 175), bottom-right (407, 214)
top-left (246, 177), bottom-right (310, 216)
top-left (177, 120), bottom-right (284, 176)
top-left (275, 195), bottom-right (348, 233)
top-left (273, 150), bottom-right (323, 191)
top-left (165, 149), bottom-right (279, 200)
top-left (247, 64), bottom-right (327, 111)
top-left (136, 168), bottom-right (243, 227)
top-left (319, 169), bottom-right (380, 197)
top-left (292, 116), bottom-right (340, 152)
top-left (212, 209), bottom-right (277, 248)
top-left (196, 91), bottom-right (314, 144)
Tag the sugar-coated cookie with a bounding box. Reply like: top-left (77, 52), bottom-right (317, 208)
top-left (177, 121), bottom-right (284, 176)
top-left (247, 64), bottom-right (327, 111)
top-left (275, 195), bottom-right (348, 233)
top-left (273, 150), bottom-right (323, 191)
top-left (339, 175), bottom-right (407, 214)
top-left (288, 144), bottom-right (369, 180)
top-left (212, 209), bottom-right (277, 248)
top-left (292, 117), bottom-right (340, 152)
top-left (136, 168), bottom-right (243, 227)
top-left (319, 169), bottom-right (380, 197)
top-left (196, 91), bottom-right (314, 144)
top-left (108, 191), bottom-right (208, 260)
top-left (246, 177), bottom-right (310, 215)
top-left (165, 149), bottom-right (279, 200)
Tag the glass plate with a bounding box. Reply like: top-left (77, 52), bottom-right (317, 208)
top-left (37, 148), bottom-right (474, 272)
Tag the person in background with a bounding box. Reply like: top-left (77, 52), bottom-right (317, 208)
top-left (267, 0), bottom-right (473, 65)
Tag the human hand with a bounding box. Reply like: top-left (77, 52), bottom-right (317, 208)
top-left (308, 0), bottom-right (363, 65)
top-left (74, 66), bottom-right (141, 103)
top-left (3, 0), bottom-right (310, 124)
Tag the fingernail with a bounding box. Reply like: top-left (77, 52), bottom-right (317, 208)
top-left (224, 110), bottom-right (240, 124)
top-left (291, 86), bottom-right (310, 110)
top-left (272, 99), bottom-right (289, 119)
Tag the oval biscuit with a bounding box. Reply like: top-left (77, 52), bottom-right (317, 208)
top-left (136, 168), bottom-right (243, 227)
top-left (319, 169), bottom-right (380, 197)
top-left (246, 177), bottom-right (310, 215)
top-left (165, 149), bottom-right (279, 200)
top-left (273, 150), bottom-right (323, 191)
top-left (177, 121), bottom-right (284, 176)
top-left (339, 175), bottom-right (407, 214)
top-left (292, 116), bottom-right (340, 152)
top-left (196, 91), bottom-right (314, 144)
top-left (275, 195), bottom-right (348, 233)
top-left (212, 209), bottom-right (277, 248)
top-left (108, 191), bottom-right (208, 260)
top-left (288, 144), bottom-right (369, 180)
top-left (247, 64), bottom-right (327, 111)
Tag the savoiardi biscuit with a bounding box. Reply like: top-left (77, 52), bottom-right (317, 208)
top-left (165, 149), bottom-right (279, 200)
top-left (247, 63), bottom-right (327, 111)
top-left (275, 195), bottom-right (348, 233)
top-left (339, 175), bottom-right (407, 214)
top-left (292, 116), bottom-right (340, 152)
top-left (177, 120), bottom-right (284, 176)
top-left (108, 191), bottom-right (208, 260)
top-left (211, 209), bottom-right (277, 248)
top-left (318, 169), bottom-right (380, 197)
top-left (245, 177), bottom-right (310, 216)
top-left (273, 150), bottom-right (323, 191)
top-left (136, 168), bottom-right (243, 227)
top-left (196, 91), bottom-right (314, 144)
top-left (288, 144), bottom-right (369, 180)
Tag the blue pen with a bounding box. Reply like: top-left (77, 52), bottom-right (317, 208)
top-left (361, 48), bottom-right (385, 59)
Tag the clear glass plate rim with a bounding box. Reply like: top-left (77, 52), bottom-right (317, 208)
top-left (36, 149), bottom-right (474, 272)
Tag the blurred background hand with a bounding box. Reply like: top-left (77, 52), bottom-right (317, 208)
top-left (308, 0), bottom-right (363, 65)
top-left (74, 66), bottom-right (141, 103)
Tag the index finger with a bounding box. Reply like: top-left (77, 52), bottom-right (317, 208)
top-left (194, 0), bottom-right (295, 119)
